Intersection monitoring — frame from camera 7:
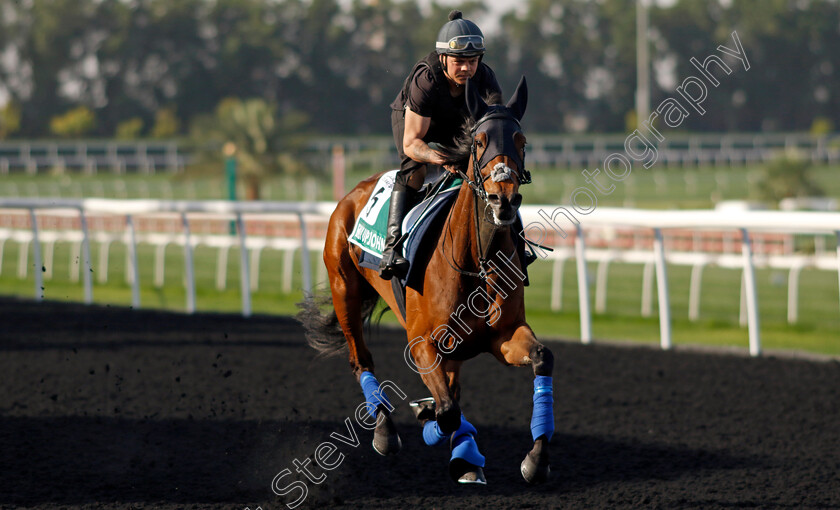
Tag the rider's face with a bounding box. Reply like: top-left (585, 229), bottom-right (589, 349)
top-left (443, 56), bottom-right (480, 86)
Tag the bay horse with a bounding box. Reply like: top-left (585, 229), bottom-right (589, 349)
top-left (299, 76), bottom-right (554, 484)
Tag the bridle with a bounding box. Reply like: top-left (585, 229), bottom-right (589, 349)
top-left (445, 106), bottom-right (532, 280)
top-left (456, 105), bottom-right (532, 202)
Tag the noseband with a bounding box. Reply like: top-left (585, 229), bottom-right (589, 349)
top-left (457, 106), bottom-right (532, 202)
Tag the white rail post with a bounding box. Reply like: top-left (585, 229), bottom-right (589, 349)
top-left (787, 264), bottom-right (803, 324)
top-left (97, 241), bottom-right (110, 284)
top-left (298, 212), bottom-right (312, 295)
top-left (641, 261), bottom-right (654, 317)
top-left (739, 271), bottom-right (748, 327)
top-left (68, 242), bottom-right (80, 281)
top-left (575, 224), bottom-right (592, 344)
top-left (215, 246), bottom-right (229, 290)
top-left (43, 242), bottom-right (54, 280)
top-left (652, 228), bottom-right (672, 350)
top-left (78, 207), bottom-right (93, 304)
top-left (154, 244), bottom-right (167, 287)
top-left (126, 214), bottom-right (141, 309)
top-left (181, 212), bottom-right (196, 314)
top-left (550, 257), bottom-right (565, 311)
top-left (236, 212), bottom-right (252, 318)
top-left (688, 262), bottom-right (705, 321)
top-left (29, 209), bottom-right (44, 301)
top-left (740, 228), bottom-right (761, 356)
top-left (249, 248), bottom-right (261, 291)
top-left (595, 258), bottom-right (611, 313)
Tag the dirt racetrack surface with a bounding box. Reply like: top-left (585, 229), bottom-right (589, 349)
top-left (1, 296), bottom-right (839, 510)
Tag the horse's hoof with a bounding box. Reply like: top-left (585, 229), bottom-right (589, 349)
top-left (436, 403), bottom-right (461, 434)
top-left (520, 451), bottom-right (550, 484)
top-left (449, 458), bottom-right (487, 485)
top-left (372, 412), bottom-right (402, 456)
top-left (409, 397), bottom-right (436, 423)
top-left (372, 432), bottom-right (402, 456)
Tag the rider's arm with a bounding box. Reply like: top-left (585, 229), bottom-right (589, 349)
top-left (403, 108), bottom-right (447, 166)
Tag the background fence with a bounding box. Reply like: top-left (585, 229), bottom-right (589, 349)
top-left (1, 198), bottom-right (838, 357)
top-left (3, 133), bottom-right (839, 177)
top-left (0, 141), bottom-right (189, 175)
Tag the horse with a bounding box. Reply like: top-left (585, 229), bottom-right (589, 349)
top-left (298, 76), bottom-right (554, 485)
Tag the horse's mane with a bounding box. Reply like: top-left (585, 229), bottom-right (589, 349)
top-left (436, 91), bottom-right (504, 170)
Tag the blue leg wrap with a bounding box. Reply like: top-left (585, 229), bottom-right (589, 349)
top-left (422, 421), bottom-right (448, 446)
top-left (359, 371), bottom-right (391, 418)
top-left (450, 415), bottom-right (485, 468)
top-left (531, 375), bottom-right (554, 441)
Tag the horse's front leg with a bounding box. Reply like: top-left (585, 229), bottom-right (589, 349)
top-left (491, 324), bottom-right (555, 484)
top-left (406, 335), bottom-right (461, 433)
top-left (409, 355), bottom-right (487, 484)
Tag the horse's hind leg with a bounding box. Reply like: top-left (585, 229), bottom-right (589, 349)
top-left (491, 325), bottom-right (555, 484)
top-left (327, 259), bottom-right (402, 455)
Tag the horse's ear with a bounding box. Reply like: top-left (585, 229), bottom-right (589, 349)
top-left (466, 78), bottom-right (488, 121)
top-left (506, 76), bottom-right (528, 121)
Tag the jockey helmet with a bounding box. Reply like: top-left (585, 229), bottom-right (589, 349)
top-left (435, 11), bottom-right (485, 57)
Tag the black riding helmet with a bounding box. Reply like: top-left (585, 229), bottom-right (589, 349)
top-left (435, 10), bottom-right (485, 58)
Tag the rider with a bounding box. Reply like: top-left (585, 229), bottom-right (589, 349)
top-left (380, 10), bottom-right (502, 280)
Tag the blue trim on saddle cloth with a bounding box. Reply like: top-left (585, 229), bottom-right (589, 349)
top-left (356, 173), bottom-right (463, 288)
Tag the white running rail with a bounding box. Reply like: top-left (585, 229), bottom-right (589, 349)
top-left (0, 198), bottom-right (335, 318)
top-left (519, 205), bottom-right (840, 356)
top-left (1, 198), bottom-right (838, 356)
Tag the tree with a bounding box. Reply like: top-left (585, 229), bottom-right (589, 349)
top-left (491, 0), bottom-right (610, 132)
top-left (191, 97), bottom-right (309, 200)
top-left (0, 0), bottom-right (96, 135)
top-left (151, 107), bottom-right (180, 138)
top-left (753, 153), bottom-right (825, 204)
top-left (1, 0), bottom-right (839, 137)
top-left (115, 117), bottom-right (144, 139)
top-left (0, 102), bottom-right (22, 139)
top-left (654, 0), bottom-right (840, 132)
top-left (50, 106), bottom-right (96, 137)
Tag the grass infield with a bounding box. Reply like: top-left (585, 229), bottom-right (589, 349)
top-left (0, 241), bottom-right (837, 356)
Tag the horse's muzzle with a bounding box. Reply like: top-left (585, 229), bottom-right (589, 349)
top-left (487, 193), bottom-right (522, 225)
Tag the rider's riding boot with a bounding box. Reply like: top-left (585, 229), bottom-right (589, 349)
top-left (379, 186), bottom-right (412, 280)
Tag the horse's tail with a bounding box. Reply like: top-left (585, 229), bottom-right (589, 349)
top-left (296, 292), bottom-right (381, 356)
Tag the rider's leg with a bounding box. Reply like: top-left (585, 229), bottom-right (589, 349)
top-left (379, 166), bottom-right (425, 280)
top-left (382, 108), bottom-right (428, 280)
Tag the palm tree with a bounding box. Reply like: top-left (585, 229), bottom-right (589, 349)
top-left (192, 98), bottom-right (309, 199)
top-left (752, 151), bottom-right (825, 206)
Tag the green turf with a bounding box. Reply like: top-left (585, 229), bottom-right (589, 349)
top-left (1, 161), bottom-right (838, 356)
top-left (3, 161), bottom-right (840, 208)
top-left (0, 240), bottom-right (837, 357)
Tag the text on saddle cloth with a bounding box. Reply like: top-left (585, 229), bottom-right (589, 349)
top-left (348, 170), bottom-right (462, 260)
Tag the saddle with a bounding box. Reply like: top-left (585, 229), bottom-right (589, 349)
top-left (350, 168), bottom-right (460, 276)
top-left (349, 168), bottom-right (528, 320)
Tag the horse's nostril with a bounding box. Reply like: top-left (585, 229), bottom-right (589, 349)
top-left (488, 194), bottom-right (501, 204)
top-left (511, 194), bottom-right (522, 208)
